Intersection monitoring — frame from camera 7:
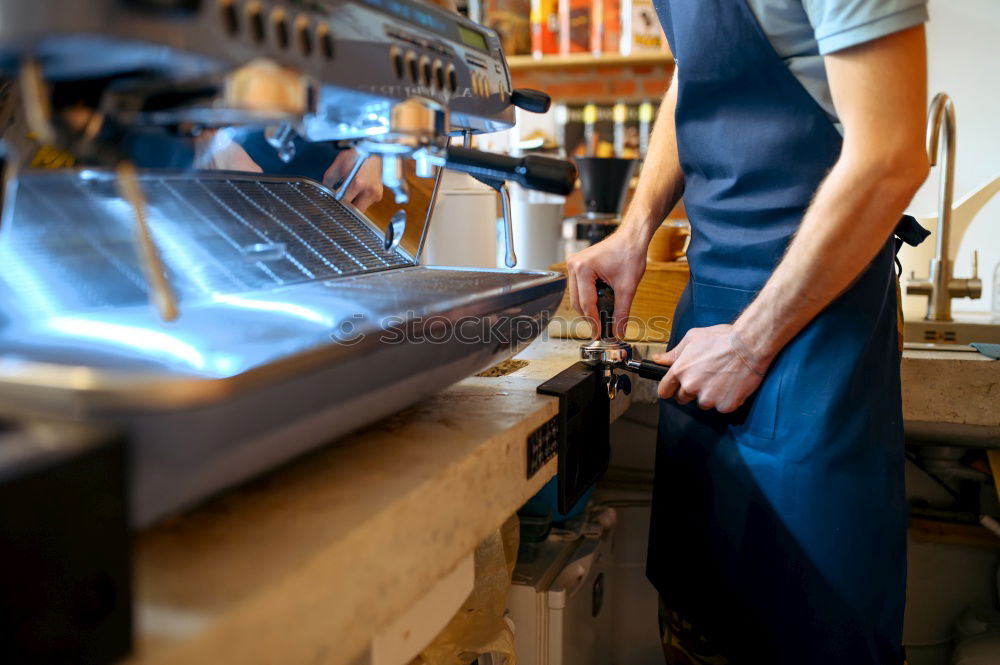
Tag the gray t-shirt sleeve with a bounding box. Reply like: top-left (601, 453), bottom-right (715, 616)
top-left (802, 0), bottom-right (928, 54)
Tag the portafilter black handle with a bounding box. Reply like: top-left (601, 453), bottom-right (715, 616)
top-left (595, 279), bottom-right (615, 341)
top-left (625, 359), bottom-right (669, 381)
top-left (444, 146), bottom-right (577, 196)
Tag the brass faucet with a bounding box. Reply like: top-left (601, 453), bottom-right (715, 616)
top-left (907, 93), bottom-right (981, 321)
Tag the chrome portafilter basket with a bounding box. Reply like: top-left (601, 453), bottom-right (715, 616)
top-left (580, 280), bottom-right (669, 399)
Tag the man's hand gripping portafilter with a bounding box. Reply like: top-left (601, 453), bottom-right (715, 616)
top-left (580, 279), bottom-right (669, 398)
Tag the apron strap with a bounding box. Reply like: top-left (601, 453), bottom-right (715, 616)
top-left (893, 214), bottom-right (930, 250)
top-left (892, 214), bottom-right (928, 349)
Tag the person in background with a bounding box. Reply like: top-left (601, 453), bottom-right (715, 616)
top-left (567, 0), bottom-right (930, 663)
top-left (196, 129), bottom-right (384, 212)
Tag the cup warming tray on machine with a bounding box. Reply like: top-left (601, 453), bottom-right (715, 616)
top-left (0, 169), bottom-right (565, 525)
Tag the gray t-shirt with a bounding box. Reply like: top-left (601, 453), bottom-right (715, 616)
top-left (745, 0), bottom-right (928, 126)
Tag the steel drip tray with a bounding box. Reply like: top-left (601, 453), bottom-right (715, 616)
top-left (0, 169), bottom-right (413, 313)
top-left (0, 169), bottom-right (559, 405)
top-left (0, 169), bottom-right (566, 523)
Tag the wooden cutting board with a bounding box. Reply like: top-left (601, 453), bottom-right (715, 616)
top-left (548, 260), bottom-right (689, 343)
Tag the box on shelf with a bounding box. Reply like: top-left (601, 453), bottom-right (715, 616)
top-left (620, 0), bottom-right (665, 54)
top-left (530, 0), bottom-right (559, 56)
top-left (484, 0), bottom-right (532, 55)
top-left (590, 0), bottom-right (622, 55)
top-left (558, 0), bottom-right (590, 54)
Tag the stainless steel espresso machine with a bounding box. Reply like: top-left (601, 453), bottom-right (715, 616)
top-left (0, 3), bottom-right (575, 660)
top-left (0, 0), bottom-right (576, 524)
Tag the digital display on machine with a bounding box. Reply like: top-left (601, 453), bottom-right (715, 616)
top-left (457, 25), bottom-right (488, 51)
top-left (362, 0), bottom-right (448, 35)
top-left (362, 0), bottom-right (491, 52)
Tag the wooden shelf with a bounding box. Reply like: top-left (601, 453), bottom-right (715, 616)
top-left (507, 52), bottom-right (674, 72)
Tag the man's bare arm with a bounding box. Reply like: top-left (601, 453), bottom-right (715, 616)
top-left (567, 76), bottom-right (684, 334)
top-left (733, 25), bottom-right (929, 367)
top-left (620, 76), bottom-right (685, 249)
top-left (656, 26), bottom-right (929, 410)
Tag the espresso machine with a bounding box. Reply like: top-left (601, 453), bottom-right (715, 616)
top-left (0, 2), bottom-right (576, 660)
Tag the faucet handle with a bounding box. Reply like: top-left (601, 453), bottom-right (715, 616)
top-left (971, 250), bottom-right (978, 279)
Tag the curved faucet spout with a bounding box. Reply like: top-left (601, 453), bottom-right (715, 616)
top-left (926, 93), bottom-right (956, 265)
top-left (908, 93), bottom-right (982, 322)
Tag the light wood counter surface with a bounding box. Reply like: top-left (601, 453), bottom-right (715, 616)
top-left (129, 338), bottom-right (621, 665)
top-left (127, 337), bottom-right (997, 665)
top-left (624, 342), bottom-right (1000, 431)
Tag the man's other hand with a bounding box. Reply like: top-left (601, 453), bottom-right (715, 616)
top-left (323, 149), bottom-right (383, 212)
top-left (194, 130), bottom-right (263, 173)
top-left (653, 324), bottom-right (766, 412)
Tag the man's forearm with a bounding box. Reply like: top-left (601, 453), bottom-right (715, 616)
top-left (733, 26), bottom-right (929, 369)
top-left (620, 76), bottom-right (685, 247)
top-left (734, 149), bottom-right (928, 366)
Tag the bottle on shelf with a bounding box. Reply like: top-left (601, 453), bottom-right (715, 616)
top-left (558, 0), bottom-right (591, 54)
top-left (530, 0), bottom-right (559, 57)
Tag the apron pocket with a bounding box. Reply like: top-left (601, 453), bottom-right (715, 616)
top-left (687, 281), bottom-right (779, 441)
top-left (730, 364), bottom-right (781, 442)
top-left (691, 280), bottom-right (758, 325)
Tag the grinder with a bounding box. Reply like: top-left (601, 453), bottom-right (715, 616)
top-left (580, 279), bottom-right (669, 397)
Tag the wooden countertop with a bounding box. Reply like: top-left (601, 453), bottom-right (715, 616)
top-left (127, 338), bottom-right (996, 664)
top-left (623, 342), bottom-right (1000, 430)
top-left (632, 343), bottom-right (1000, 430)
top-left (129, 338), bottom-right (622, 665)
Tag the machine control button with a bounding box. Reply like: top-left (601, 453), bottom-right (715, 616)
top-left (247, 2), bottom-right (265, 43)
top-left (296, 16), bottom-right (312, 56)
top-left (220, 0), bottom-right (239, 36)
top-left (317, 23), bottom-right (334, 60)
top-left (390, 46), bottom-right (404, 78)
top-left (433, 60), bottom-right (445, 90)
top-left (419, 55), bottom-right (432, 87)
top-left (271, 8), bottom-right (289, 50)
top-left (405, 51), bottom-right (418, 82)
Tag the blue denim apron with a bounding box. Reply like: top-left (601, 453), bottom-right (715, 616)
top-left (647, 1), bottom-right (911, 662)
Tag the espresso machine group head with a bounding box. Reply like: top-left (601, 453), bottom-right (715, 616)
top-left (0, 0), bottom-right (576, 259)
